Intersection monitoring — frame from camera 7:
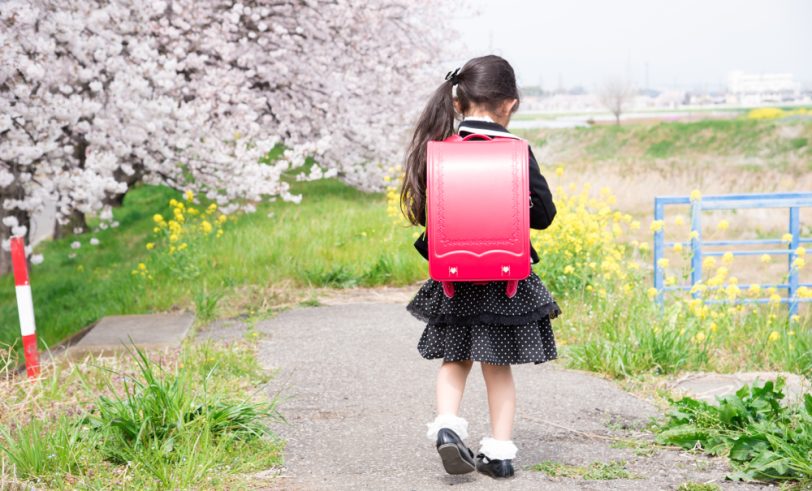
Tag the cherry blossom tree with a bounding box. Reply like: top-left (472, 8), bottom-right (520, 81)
top-left (0, 0), bottom-right (454, 274)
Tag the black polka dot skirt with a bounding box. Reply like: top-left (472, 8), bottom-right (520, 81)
top-left (406, 270), bottom-right (561, 365)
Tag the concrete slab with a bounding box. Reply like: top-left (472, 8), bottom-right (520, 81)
top-left (666, 371), bottom-right (810, 407)
top-left (65, 312), bottom-right (194, 359)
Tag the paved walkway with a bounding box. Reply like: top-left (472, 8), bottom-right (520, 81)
top-left (255, 303), bottom-right (766, 490)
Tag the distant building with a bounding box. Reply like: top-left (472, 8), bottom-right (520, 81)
top-left (727, 71), bottom-right (801, 105)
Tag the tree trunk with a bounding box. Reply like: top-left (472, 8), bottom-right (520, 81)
top-left (52, 209), bottom-right (87, 240)
top-left (0, 176), bottom-right (34, 276)
top-left (103, 160), bottom-right (145, 208)
top-left (0, 210), bottom-right (32, 276)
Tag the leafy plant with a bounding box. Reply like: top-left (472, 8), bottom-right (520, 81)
top-left (654, 376), bottom-right (812, 484)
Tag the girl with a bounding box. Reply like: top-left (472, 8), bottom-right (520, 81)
top-left (400, 55), bottom-right (561, 479)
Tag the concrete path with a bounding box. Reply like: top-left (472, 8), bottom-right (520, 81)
top-left (254, 302), bottom-right (767, 490)
top-left (65, 312), bottom-right (194, 359)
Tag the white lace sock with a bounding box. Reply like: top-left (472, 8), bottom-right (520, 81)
top-left (425, 413), bottom-right (469, 441)
top-left (478, 436), bottom-right (518, 460)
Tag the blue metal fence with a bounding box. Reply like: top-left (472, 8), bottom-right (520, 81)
top-left (653, 192), bottom-right (812, 316)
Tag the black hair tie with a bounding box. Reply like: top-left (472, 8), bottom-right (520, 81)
top-left (445, 67), bottom-right (461, 86)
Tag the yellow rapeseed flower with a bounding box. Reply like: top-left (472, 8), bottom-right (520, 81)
top-left (760, 254), bottom-right (772, 264)
top-left (690, 230), bottom-right (699, 239)
top-left (781, 233), bottom-right (793, 243)
top-left (201, 221), bottom-right (213, 234)
top-left (657, 258), bottom-right (669, 268)
top-left (690, 189), bottom-right (702, 202)
top-left (138, 263), bottom-right (146, 271)
top-left (169, 234), bottom-right (179, 242)
top-left (709, 322), bottom-right (718, 333)
top-left (796, 246), bottom-right (806, 257)
top-left (768, 331), bottom-right (780, 342)
top-left (184, 189), bottom-right (194, 201)
top-left (717, 219), bottom-right (729, 231)
top-left (793, 257), bottom-right (806, 269)
top-left (146, 242), bottom-right (155, 250)
top-left (673, 243), bottom-right (683, 252)
top-left (665, 275), bottom-right (676, 286)
top-left (694, 331), bottom-right (706, 343)
top-left (690, 283), bottom-right (707, 294)
top-left (178, 243), bottom-right (188, 251)
top-left (674, 215), bottom-right (685, 225)
top-left (217, 214), bottom-right (227, 224)
top-left (563, 265), bottom-right (574, 274)
top-left (555, 166), bottom-right (564, 176)
top-left (647, 287), bottom-right (658, 299)
top-left (650, 220), bottom-right (664, 232)
top-left (769, 294), bottom-right (782, 305)
top-left (722, 251), bottom-right (734, 264)
top-left (153, 214), bottom-right (164, 223)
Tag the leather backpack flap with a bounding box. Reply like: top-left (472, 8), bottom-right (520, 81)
top-left (426, 136), bottom-right (530, 283)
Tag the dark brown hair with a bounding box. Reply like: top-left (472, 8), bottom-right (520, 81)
top-left (399, 55), bottom-right (521, 227)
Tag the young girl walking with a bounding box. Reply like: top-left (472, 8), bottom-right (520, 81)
top-left (400, 55), bottom-right (561, 479)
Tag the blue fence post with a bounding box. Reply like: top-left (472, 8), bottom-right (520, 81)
top-left (653, 197), bottom-right (664, 306)
top-left (690, 198), bottom-right (702, 297)
top-left (788, 206), bottom-right (800, 317)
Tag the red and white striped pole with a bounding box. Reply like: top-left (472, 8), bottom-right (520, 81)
top-left (10, 236), bottom-right (40, 378)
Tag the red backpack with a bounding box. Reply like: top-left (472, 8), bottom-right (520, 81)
top-left (426, 133), bottom-right (531, 298)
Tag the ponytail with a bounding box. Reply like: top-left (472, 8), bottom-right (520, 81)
top-left (400, 79), bottom-right (457, 227)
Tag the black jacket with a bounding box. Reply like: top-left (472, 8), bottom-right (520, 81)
top-left (413, 118), bottom-right (557, 264)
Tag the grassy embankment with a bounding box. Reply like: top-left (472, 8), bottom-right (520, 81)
top-left (0, 177), bottom-right (424, 354)
top-left (515, 117), bottom-right (812, 172)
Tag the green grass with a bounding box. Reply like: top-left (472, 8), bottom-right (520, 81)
top-left (676, 483), bottom-right (720, 491)
top-left (0, 177), bottom-right (427, 354)
top-left (0, 340), bottom-right (283, 489)
top-left (530, 459), bottom-right (640, 480)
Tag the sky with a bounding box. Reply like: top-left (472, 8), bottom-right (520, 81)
top-left (447, 0), bottom-right (812, 91)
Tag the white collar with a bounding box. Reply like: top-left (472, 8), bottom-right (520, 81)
top-left (458, 117), bottom-right (522, 140)
top-left (461, 115), bottom-right (496, 123)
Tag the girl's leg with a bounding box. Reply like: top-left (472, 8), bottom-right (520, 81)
top-left (436, 359), bottom-right (474, 415)
top-left (426, 359), bottom-right (474, 440)
top-left (480, 362), bottom-right (515, 439)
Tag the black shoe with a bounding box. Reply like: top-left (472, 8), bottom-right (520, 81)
top-left (435, 428), bottom-right (476, 474)
top-left (475, 453), bottom-right (515, 479)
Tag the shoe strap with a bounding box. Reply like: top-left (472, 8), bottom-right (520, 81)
top-left (476, 452), bottom-right (491, 463)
